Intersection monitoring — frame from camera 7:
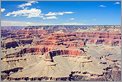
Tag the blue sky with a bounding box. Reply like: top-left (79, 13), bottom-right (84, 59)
top-left (1, 1), bottom-right (121, 26)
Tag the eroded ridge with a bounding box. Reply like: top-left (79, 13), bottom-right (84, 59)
top-left (1, 25), bottom-right (121, 81)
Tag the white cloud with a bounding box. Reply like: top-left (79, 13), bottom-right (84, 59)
top-left (63, 12), bottom-right (74, 14)
top-left (45, 12), bottom-right (58, 16)
top-left (45, 12), bottom-right (74, 16)
top-left (114, 2), bottom-right (120, 5)
top-left (1, 20), bottom-right (85, 26)
top-left (18, 1), bottom-right (38, 8)
top-left (1, 20), bottom-right (42, 26)
top-left (70, 18), bottom-right (75, 20)
top-left (1, 8), bottom-right (5, 12)
top-left (6, 8), bottom-right (42, 18)
top-left (6, 3), bottom-right (74, 20)
top-left (6, 9), bottom-right (74, 20)
top-left (62, 22), bottom-right (85, 25)
top-left (99, 5), bottom-right (106, 8)
top-left (42, 16), bottom-right (57, 20)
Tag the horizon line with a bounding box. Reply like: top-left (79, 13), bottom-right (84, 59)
top-left (1, 25), bottom-right (121, 27)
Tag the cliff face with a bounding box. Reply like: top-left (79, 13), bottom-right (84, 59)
top-left (1, 26), bottom-right (121, 81)
top-left (2, 27), bottom-right (121, 50)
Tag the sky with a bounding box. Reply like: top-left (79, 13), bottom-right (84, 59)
top-left (1, 1), bottom-right (121, 26)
